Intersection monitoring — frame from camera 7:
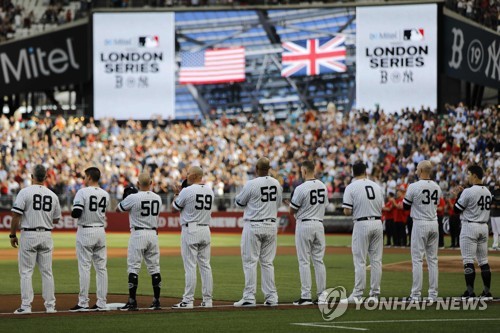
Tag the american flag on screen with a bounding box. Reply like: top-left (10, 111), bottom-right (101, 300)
top-left (179, 47), bottom-right (246, 84)
top-left (281, 36), bottom-right (347, 77)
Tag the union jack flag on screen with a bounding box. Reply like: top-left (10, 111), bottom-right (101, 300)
top-left (281, 36), bottom-right (347, 77)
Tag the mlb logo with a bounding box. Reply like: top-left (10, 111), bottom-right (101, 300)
top-left (403, 29), bottom-right (424, 41)
top-left (139, 36), bottom-right (159, 48)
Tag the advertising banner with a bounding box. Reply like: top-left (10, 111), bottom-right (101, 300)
top-left (93, 12), bottom-right (176, 120)
top-left (443, 13), bottom-right (500, 89)
top-left (356, 4), bottom-right (438, 113)
top-left (0, 23), bottom-right (88, 95)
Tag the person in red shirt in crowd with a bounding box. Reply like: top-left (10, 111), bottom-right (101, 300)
top-left (446, 192), bottom-right (460, 248)
top-left (393, 188), bottom-right (407, 247)
top-left (382, 192), bottom-right (396, 247)
top-left (437, 196), bottom-right (446, 249)
top-left (398, 184), bottom-right (412, 246)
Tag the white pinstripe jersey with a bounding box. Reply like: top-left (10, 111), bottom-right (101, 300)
top-left (73, 187), bottom-right (110, 227)
top-left (455, 185), bottom-right (492, 223)
top-left (235, 176), bottom-right (283, 221)
top-left (173, 184), bottom-right (214, 226)
top-left (403, 180), bottom-right (442, 222)
top-left (290, 179), bottom-right (329, 221)
top-left (342, 178), bottom-right (384, 220)
top-left (118, 191), bottom-right (163, 229)
top-left (11, 185), bottom-right (62, 229)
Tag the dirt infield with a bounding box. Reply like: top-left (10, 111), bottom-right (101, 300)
top-left (383, 255), bottom-right (500, 273)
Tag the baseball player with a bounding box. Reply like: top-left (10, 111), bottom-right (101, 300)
top-left (234, 157), bottom-right (282, 307)
top-left (403, 160), bottom-right (442, 301)
top-left (9, 165), bottom-right (61, 314)
top-left (116, 173), bottom-right (162, 311)
top-left (454, 165), bottom-right (493, 300)
top-left (341, 161), bottom-right (384, 303)
top-left (490, 181), bottom-right (500, 250)
top-left (290, 161), bottom-right (328, 306)
top-left (172, 166), bottom-right (214, 309)
top-left (69, 167), bottom-right (110, 312)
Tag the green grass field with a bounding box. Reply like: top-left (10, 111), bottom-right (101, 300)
top-left (1, 233), bottom-right (499, 332)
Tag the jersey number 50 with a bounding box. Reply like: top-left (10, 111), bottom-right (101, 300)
top-left (141, 200), bottom-right (160, 216)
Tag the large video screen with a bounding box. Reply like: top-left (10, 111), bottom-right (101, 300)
top-left (93, 8), bottom-right (356, 120)
top-left (93, 12), bottom-right (175, 120)
top-left (356, 4), bottom-right (437, 113)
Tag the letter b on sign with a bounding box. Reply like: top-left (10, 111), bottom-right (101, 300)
top-left (448, 28), bottom-right (464, 69)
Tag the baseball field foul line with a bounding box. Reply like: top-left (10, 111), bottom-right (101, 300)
top-left (0, 303), bottom-right (301, 315)
top-left (293, 323), bottom-right (369, 331)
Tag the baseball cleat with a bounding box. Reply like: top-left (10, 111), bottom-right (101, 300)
top-left (403, 296), bottom-right (422, 303)
top-left (313, 299), bottom-right (328, 305)
top-left (13, 308), bottom-right (31, 315)
top-left (479, 291), bottom-right (493, 301)
top-left (120, 300), bottom-right (138, 311)
top-left (293, 298), bottom-right (313, 306)
top-left (423, 297), bottom-right (438, 302)
top-left (263, 300), bottom-right (278, 307)
top-left (460, 291), bottom-right (476, 300)
top-left (233, 299), bottom-right (256, 307)
top-left (69, 305), bottom-right (89, 312)
top-left (89, 304), bottom-right (109, 311)
top-left (200, 301), bottom-right (213, 308)
top-left (149, 299), bottom-right (161, 310)
top-left (46, 307), bottom-right (57, 314)
top-left (172, 302), bottom-right (193, 309)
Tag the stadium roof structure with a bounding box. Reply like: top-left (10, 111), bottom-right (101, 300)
top-left (174, 7), bottom-right (356, 119)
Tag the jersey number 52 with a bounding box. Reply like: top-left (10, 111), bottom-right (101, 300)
top-left (261, 186), bottom-right (277, 202)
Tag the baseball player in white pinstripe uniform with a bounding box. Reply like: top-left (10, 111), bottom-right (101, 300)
top-left (341, 161), bottom-right (384, 303)
top-left (290, 160), bottom-right (328, 306)
top-left (403, 160), bottom-right (442, 301)
top-left (172, 166), bottom-right (214, 309)
top-left (234, 157), bottom-right (282, 307)
top-left (454, 165), bottom-right (493, 300)
top-left (9, 165), bottom-right (61, 314)
top-left (69, 167), bottom-right (110, 312)
top-left (116, 173), bottom-right (163, 311)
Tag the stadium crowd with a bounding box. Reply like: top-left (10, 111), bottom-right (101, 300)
top-left (0, 103), bottom-right (498, 209)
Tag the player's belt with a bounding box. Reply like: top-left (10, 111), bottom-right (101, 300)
top-left (81, 225), bottom-right (104, 228)
top-left (247, 218), bottom-right (276, 222)
top-left (300, 219), bottom-right (323, 222)
top-left (133, 227), bottom-right (157, 230)
top-left (181, 224), bottom-right (209, 227)
top-left (355, 216), bottom-right (381, 222)
top-left (466, 220), bottom-right (488, 224)
top-left (22, 228), bottom-right (51, 231)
